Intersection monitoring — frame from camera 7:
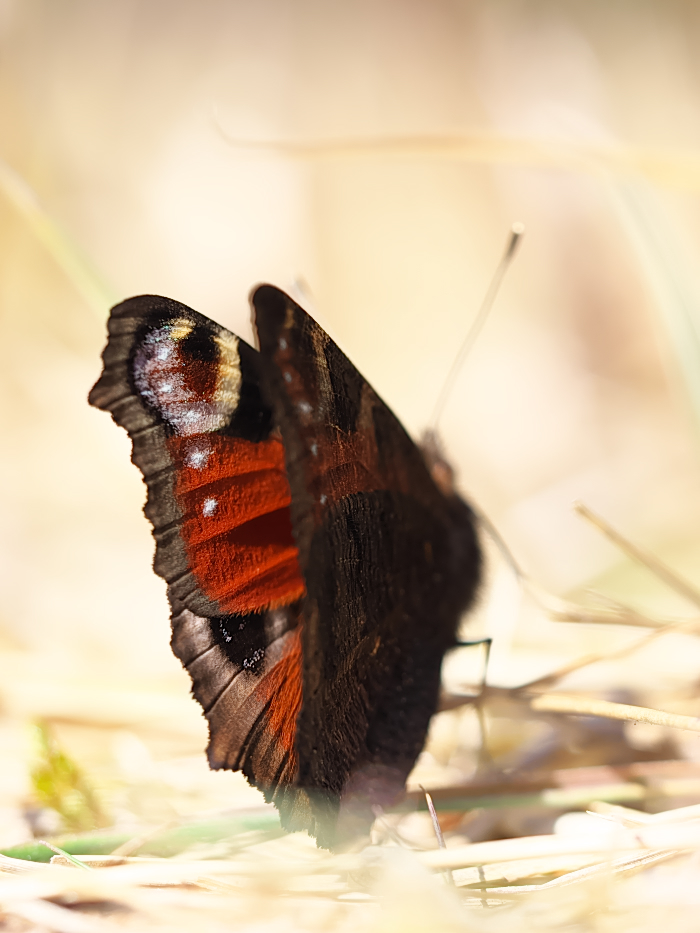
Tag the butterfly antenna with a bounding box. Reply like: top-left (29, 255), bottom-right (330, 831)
top-left (428, 222), bottom-right (524, 431)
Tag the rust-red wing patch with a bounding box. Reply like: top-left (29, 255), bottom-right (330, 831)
top-left (168, 434), bottom-right (305, 613)
top-left (253, 626), bottom-right (303, 767)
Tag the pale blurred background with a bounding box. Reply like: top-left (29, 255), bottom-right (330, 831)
top-left (2, 0), bottom-right (700, 845)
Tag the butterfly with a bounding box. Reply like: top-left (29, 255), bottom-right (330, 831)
top-left (89, 284), bottom-right (481, 848)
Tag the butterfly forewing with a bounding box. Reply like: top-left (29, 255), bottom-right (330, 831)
top-left (89, 295), bottom-right (306, 812)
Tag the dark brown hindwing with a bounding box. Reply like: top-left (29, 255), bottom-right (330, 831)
top-left (252, 286), bottom-right (481, 847)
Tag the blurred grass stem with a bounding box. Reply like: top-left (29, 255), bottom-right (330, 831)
top-left (575, 502), bottom-right (700, 609)
top-left (0, 158), bottom-right (117, 318)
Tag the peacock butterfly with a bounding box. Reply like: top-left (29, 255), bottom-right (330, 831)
top-left (89, 285), bottom-right (481, 848)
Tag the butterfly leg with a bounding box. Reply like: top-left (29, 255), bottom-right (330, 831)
top-left (453, 637), bottom-right (493, 769)
top-left (454, 637), bottom-right (492, 675)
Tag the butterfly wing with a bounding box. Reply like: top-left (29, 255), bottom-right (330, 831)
top-left (89, 295), bottom-right (311, 825)
top-left (91, 288), bottom-right (481, 848)
top-left (251, 286), bottom-right (481, 846)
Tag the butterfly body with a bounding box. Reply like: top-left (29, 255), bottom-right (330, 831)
top-left (90, 285), bottom-right (480, 847)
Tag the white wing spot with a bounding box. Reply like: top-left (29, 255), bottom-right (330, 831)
top-left (202, 497), bottom-right (218, 517)
top-left (186, 445), bottom-right (211, 469)
top-left (283, 371), bottom-right (292, 383)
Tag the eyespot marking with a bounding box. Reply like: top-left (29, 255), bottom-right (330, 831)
top-left (132, 319), bottom-right (242, 435)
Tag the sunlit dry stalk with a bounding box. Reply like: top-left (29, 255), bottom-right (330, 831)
top-left (509, 507), bottom-right (700, 692)
top-left (529, 693), bottom-right (700, 733)
top-left (7, 897), bottom-right (123, 933)
top-left (550, 608), bottom-right (663, 628)
top-left (0, 158), bottom-right (117, 317)
top-left (215, 126), bottom-right (700, 193)
top-left (478, 849), bottom-right (678, 898)
top-left (575, 503), bottom-right (700, 609)
top-left (550, 590), bottom-right (683, 629)
top-left (521, 613), bottom-right (700, 692)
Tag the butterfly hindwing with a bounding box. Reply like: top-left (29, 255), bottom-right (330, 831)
top-left (252, 286), bottom-right (481, 844)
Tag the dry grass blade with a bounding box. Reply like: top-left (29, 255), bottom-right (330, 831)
top-left (214, 128), bottom-right (700, 192)
top-left (511, 510), bottom-right (700, 694)
top-left (421, 787), bottom-right (455, 888)
top-left (6, 897), bottom-right (124, 933)
top-left (521, 610), bottom-right (700, 692)
top-left (0, 855), bottom-right (53, 875)
top-left (419, 820), bottom-right (700, 873)
top-left (530, 693), bottom-right (700, 732)
top-left (591, 800), bottom-right (700, 827)
top-left (550, 607), bottom-right (663, 628)
top-left (417, 832), bottom-right (643, 872)
top-left (539, 849), bottom-right (678, 888)
top-left (575, 503), bottom-right (700, 609)
top-left (407, 760), bottom-right (700, 817)
top-left (421, 789), bottom-right (446, 850)
top-left (477, 849), bottom-right (679, 898)
top-left (549, 590), bottom-right (687, 629)
top-left (0, 157), bottom-right (117, 316)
